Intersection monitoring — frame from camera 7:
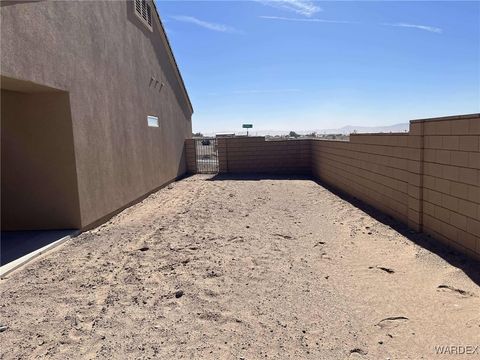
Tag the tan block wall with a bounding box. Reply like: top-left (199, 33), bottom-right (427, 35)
top-left (418, 115), bottom-right (480, 259)
top-left (311, 114), bottom-right (480, 260)
top-left (218, 137), bottom-right (311, 174)
top-left (185, 139), bottom-right (197, 174)
top-left (311, 134), bottom-right (417, 226)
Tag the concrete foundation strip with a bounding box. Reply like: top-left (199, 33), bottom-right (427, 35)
top-left (0, 231), bottom-right (79, 278)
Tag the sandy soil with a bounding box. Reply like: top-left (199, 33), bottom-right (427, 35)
top-left (0, 175), bottom-right (479, 359)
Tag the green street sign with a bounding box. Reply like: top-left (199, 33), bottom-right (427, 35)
top-left (242, 124), bottom-right (253, 129)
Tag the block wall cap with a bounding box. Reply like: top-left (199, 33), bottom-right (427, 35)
top-left (410, 113), bottom-right (480, 123)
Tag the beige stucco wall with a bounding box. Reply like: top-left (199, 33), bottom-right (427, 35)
top-left (1, 1), bottom-right (193, 228)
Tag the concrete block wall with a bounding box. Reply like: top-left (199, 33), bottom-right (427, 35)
top-left (311, 134), bottom-right (421, 227)
top-left (414, 115), bottom-right (480, 259)
top-left (217, 137), bottom-right (311, 174)
top-left (311, 114), bottom-right (479, 260)
top-left (185, 138), bottom-right (197, 174)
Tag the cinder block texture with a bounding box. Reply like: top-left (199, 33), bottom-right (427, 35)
top-left (311, 135), bottom-right (414, 228)
top-left (312, 114), bottom-right (479, 259)
top-left (185, 139), bottom-right (197, 174)
top-left (419, 115), bottom-right (480, 259)
top-left (218, 137), bottom-right (311, 174)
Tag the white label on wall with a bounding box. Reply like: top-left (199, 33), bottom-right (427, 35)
top-left (147, 115), bottom-right (159, 127)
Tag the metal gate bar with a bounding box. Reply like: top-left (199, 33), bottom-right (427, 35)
top-left (195, 138), bottom-right (219, 174)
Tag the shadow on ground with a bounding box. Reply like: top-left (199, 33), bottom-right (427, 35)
top-left (207, 172), bottom-right (480, 286)
top-left (207, 173), bottom-right (313, 181)
top-left (0, 230), bottom-right (76, 266)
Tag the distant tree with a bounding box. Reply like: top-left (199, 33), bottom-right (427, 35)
top-left (289, 131), bottom-right (300, 138)
top-left (193, 132), bottom-right (203, 137)
top-left (306, 132), bottom-right (317, 138)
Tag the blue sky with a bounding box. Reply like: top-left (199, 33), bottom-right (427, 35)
top-left (156, 1), bottom-right (480, 134)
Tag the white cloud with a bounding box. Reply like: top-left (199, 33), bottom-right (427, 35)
top-left (233, 89), bottom-right (301, 94)
top-left (170, 15), bottom-right (241, 33)
top-left (260, 16), bottom-right (441, 33)
top-left (255, 0), bottom-right (322, 17)
top-left (259, 15), bottom-right (355, 24)
top-left (383, 22), bottom-right (442, 34)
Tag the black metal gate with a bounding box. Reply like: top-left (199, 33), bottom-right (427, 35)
top-left (195, 138), bottom-right (219, 173)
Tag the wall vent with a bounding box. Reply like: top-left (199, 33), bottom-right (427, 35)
top-left (135, 0), bottom-right (153, 31)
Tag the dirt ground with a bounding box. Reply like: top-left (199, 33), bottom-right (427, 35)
top-left (0, 175), bottom-right (479, 359)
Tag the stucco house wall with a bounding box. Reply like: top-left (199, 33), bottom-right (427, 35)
top-left (1, 1), bottom-right (193, 229)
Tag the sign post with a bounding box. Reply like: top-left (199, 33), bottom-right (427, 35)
top-left (242, 124), bottom-right (253, 136)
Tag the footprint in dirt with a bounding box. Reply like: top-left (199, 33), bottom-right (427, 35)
top-left (272, 234), bottom-right (293, 240)
top-left (466, 316), bottom-right (480, 329)
top-left (349, 348), bottom-right (368, 356)
top-left (437, 285), bottom-right (475, 297)
top-left (375, 316), bottom-right (409, 330)
top-left (321, 252), bottom-right (331, 260)
top-left (369, 266), bottom-right (395, 274)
